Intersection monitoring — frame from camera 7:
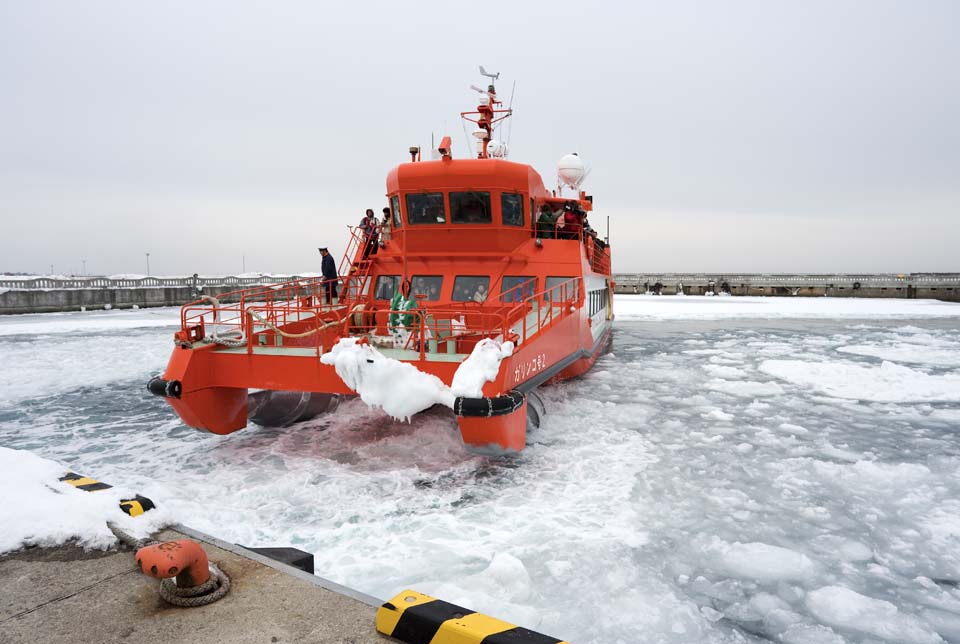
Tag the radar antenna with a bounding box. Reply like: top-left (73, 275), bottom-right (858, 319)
top-left (478, 66), bottom-right (500, 83)
top-left (460, 66), bottom-right (513, 159)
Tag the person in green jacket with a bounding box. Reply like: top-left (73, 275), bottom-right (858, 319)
top-left (536, 206), bottom-right (558, 239)
top-left (388, 280), bottom-right (417, 329)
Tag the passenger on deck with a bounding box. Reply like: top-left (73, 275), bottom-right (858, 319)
top-left (537, 206), bottom-right (557, 239)
top-left (559, 201), bottom-right (582, 239)
top-left (380, 207), bottom-right (391, 243)
top-left (319, 248), bottom-right (338, 304)
top-left (360, 209), bottom-right (378, 259)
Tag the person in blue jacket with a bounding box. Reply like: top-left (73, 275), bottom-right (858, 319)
top-left (319, 248), bottom-right (338, 304)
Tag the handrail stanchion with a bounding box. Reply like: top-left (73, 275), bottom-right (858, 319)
top-left (246, 311), bottom-right (253, 355)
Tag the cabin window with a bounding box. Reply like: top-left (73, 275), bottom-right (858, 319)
top-left (588, 288), bottom-right (608, 316)
top-left (501, 193), bottom-right (524, 226)
top-left (500, 276), bottom-right (536, 302)
top-left (452, 276), bottom-right (490, 302)
top-left (390, 195), bottom-right (402, 228)
top-left (411, 275), bottom-right (443, 300)
top-left (450, 191), bottom-right (492, 224)
top-left (545, 276), bottom-right (579, 302)
top-left (406, 193), bottom-right (446, 224)
top-left (374, 275), bottom-right (400, 300)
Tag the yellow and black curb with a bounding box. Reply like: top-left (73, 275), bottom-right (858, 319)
top-left (59, 471), bottom-right (156, 517)
top-left (377, 589), bottom-right (569, 644)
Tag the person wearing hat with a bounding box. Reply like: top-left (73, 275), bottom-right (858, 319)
top-left (319, 247), bottom-right (338, 304)
top-left (359, 209), bottom-right (379, 259)
top-left (560, 201), bottom-right (582, 239)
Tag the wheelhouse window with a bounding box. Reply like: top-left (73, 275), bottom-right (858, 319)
top-left (452, 276), bottom-right (490, 302)
top-left (500, 276), bottom-right (536, 303)
top-left (450, 191), bottom-right (491, 224)
top-left (411, 275), bottom-right (443, 300)
top-left (545, 276), bottom-right (579, 302)
top-left (374, 275), bottom-right (400, 300)
top-left (501, 193), bottom-right (524, 227)
top-left (390, 195), bottom-right (401, 228)
top-left (406, 193), bottom-right (446, 224)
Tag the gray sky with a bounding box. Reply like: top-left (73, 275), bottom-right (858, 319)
top-left (1, 1), bottom-right (957, 276)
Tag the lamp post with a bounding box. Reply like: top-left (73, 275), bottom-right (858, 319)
top-left (145, 252), bottom-right (151, 276)
top-left (81, 259), bottom-right (86, 276)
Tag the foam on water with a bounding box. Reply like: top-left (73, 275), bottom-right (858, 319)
top-left (1, 296), bottom-right (960, 643)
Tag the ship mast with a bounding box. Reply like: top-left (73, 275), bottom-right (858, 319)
top-left (460, 66), bottom-right (513, 159)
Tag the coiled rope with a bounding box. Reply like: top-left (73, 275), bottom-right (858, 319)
top-left (158, 564), bottom-right (231, 608)
top-left (247, 308), bottom-right (343, 338)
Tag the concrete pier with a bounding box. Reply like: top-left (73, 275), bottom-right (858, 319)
top-left (612, 273), bottom-right (960, 302)
top-left (0, 275), bottom-right (308, 315)
top-left (0, 525), bottom-right (384, 644)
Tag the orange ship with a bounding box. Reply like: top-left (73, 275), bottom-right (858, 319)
top-left (148, 68), bottom-right (614, 453)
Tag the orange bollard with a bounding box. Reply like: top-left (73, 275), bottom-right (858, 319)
top-left (136, 540), bottom-right (211, 588)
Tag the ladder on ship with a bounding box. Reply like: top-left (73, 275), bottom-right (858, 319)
top-left (337, 226), bottom-right (374, 306)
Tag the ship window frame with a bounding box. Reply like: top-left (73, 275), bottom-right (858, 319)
top-left (545, 276), bottom-right (579, 302)
top-left (410, 275), bottom-right (444, 301)
top-left (499, 276), bottom-right (537, 303)
top-left (449, 191), bottom-right (492, 224)
top-left (406, 192), bottom-right (446, 225)
top-left (390, 195), bottom-right (402, 228)
top-left (501, 192), bottom-right (524, 227)
top-left (374, 275), bottom-right (401, 300)
top-left (452, 275), bottom-right (491, 302)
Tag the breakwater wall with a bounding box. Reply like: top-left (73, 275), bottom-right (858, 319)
top-left (0, 275), bottom-right (306, 315)
top-left (613, 273), bottom-right (960, 302)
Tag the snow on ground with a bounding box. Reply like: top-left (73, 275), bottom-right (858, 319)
top-left (1, 295), bottom-right (960, 643)
top-left (618, 294), bottom-right (960, 320)
top-left (0, 447), bottom-right (174, 553)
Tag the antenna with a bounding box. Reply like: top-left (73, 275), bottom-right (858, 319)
top-left (469, 84), bottom-right (486, 95)
top-left (505, 80), bottom-right (517, 146)
top-left (478, 65), bottom-right (499, 82)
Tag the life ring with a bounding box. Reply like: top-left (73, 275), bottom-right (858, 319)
top-left (852, 282), bottom-right (861, 290)
top-left (453, 390), bottom-right (524, 418)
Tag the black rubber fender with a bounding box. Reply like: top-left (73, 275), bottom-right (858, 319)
top-left (852, 281), bottom-right (862, 290)
top-left (147, 376), bottom-right (182, 399)
top-left (525, 389), bottom-right (545, 430)
top-left (454, 390), bottom-right (525, 418)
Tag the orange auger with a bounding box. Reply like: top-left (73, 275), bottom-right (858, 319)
top-left (135, 540), bottom-right (231, 607)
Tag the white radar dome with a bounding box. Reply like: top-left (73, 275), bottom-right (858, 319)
top-left (487, 140), bottom-right (508, 158)
top-left (557, 153), bottom-right (586, 189)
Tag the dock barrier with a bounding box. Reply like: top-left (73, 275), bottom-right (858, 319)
top-left (377, 589), bottom-right (568, 644)
top-left (59, 471), bottom-right (156, 516)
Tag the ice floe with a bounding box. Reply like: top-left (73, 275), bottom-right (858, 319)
top-left (760, 359), bottom-right (960, 402)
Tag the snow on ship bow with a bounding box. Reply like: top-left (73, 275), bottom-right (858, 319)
top-left (148, 68), bottom-right (614, 453)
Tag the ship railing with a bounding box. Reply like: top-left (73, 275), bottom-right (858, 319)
top-left (539, 221), bottom-right (610, 275)
top-left (340, 277), bottom-right (582, 361)
top-left (178, 274), bottom-right (582, 360)
top-left (179, 274), bottom-right (349, 344)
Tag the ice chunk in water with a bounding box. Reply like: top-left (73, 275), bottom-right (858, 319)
top-left (805, 586), bottom-right (943, 644)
